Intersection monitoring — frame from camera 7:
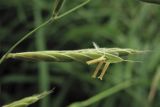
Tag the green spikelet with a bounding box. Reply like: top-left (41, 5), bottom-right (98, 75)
top-left (5, 48), bottom-right (147, 63)
top-left (2, 90), bottom-right (53, 107)
top-left (5, 48), bottom-right (148, 80)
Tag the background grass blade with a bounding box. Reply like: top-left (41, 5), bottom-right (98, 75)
top-left (33, 0), bottom-right (50, 107)
top-left (68, 80), bottom-right (135, 107)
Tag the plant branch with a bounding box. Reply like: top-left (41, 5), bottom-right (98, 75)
top-left (0, 0), bottom-right (90, 64)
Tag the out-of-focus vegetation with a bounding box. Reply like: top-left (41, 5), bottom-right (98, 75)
top-left (0, 0), bottom-right (160, 107)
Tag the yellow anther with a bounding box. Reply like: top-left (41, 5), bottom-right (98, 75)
top-left (86, 56), bottom-right (105, 65)
top-left (98, 62), bottom-right (110, 80)
top-left (92, 61), bottom-right (104, 78)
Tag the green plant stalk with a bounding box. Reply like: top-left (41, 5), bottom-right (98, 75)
top-left (0, 18), bottom-right (52, 64)
top-left (0, 0), bottom-right (90, 64)
top-left (33, 0), bottom-right (50, 107)
top-left (55, 0), bottom-right (90, 20)
top-left (2, 90), bottom-right (53, 107)
top-left (52, 0), bottom-right (66, 17)
top-left (148, 66), bottom-right (160, 104)
top-left (68, 80), bottom-right (135, 107)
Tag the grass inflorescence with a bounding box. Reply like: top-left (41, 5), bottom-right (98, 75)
top-left (1, 0), bottom-right (159, 107)
top-left (5, 47), bottom-right (148, 80)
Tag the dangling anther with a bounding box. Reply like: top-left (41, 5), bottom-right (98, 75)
top-left (98, 62), bottom-right (110, 80)
top-left (86, 56), bottom-right (105, 65)
top-left (86, 56), bottom-right (107, 79)
top-left (92, 61), bottom-right (104, 78)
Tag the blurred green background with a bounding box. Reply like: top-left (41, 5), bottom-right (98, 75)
top-left (0, 0), bottom-right (160, 107)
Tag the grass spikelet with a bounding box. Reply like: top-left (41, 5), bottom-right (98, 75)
top-left (5, 48), bottom-right (147, 80)
top-left (5, 48), bottom-right (145, 63)
top-left (2, 89), bottom-right (54, 107)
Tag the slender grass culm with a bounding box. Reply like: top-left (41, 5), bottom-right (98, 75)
top-left (0, 0), bottom-right (90, 64)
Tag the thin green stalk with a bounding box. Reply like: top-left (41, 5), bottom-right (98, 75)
top-left (0, 0), bottom-right (90, 64)
top-left (55, 0), bottom-right (90, 19)
top-left (148, 66), bottom-right (160, 106)
top-left (52, 0), bottom-right (66, 17)
top-left (0, 18), bottom-right (52, 64)
top-left (33, 0), bottom-right (50, 107)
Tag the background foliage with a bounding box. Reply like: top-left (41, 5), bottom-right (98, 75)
top-left (0, 0), bottom-right (160, 107)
